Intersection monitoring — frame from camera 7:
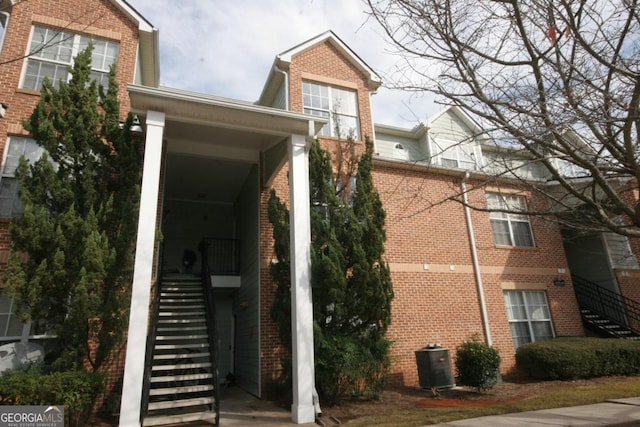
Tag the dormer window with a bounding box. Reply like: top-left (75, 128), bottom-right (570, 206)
top-left (303, 81), bottom-right (360, 140)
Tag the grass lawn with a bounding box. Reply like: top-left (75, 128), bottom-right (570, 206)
top-left (342, 377), bottom-right (640, 426)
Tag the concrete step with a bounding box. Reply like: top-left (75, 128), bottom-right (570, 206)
top-left (151, 372), bottom-right (213, 383)
top-left (149, 383), bottom-right (214, 396)
top-left (158, 311), bottom-right (205, 317)
top-left (157, 325), bottom-right (207, 332)
top-left (153, 351), bottom-right (210, 360)
top-left (152, 361), bottom-right (212, 371)
top-left (159, 298), bottom-right (204, 303)
top-left (147, 396), bottom-right (215, 411)
top-left (155, 342), bottom-right (210, 351)
top-left (156, 318), bottom-right (205, 324)
top-left (143, 410), bottom-right (217, 427)
top-left (156, 334), bottom-right (208, 341)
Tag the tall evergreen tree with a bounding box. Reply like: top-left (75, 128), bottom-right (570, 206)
top-left (3, 45), bottom-right (142, 371)
top-left (268, 137), bottom-right (393, 402)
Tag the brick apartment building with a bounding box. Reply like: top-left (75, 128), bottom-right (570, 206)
top-left (0, 1), bottom-right (638, 426)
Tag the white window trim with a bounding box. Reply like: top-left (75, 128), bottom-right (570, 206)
top-left (430, 137), bottom-right (479, 170)
top-left (487, 193), bottom-right (536, 247)
top-left (303, 81), bottom-right (360, 140)
top-left (20, 25), bottom-right (119, 91)
top-left (504, 290), bottom-right (555, 349)
top-left (0, 291), bottom-right (55, 342)
top-left (0, 12), bottom-right (10, 58)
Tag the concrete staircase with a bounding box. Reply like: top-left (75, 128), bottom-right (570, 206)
top-left (143, 276), bottom-right (218, 426)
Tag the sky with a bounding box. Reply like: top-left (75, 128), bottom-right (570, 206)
top-left (126, 0), bottom-right (440, 129)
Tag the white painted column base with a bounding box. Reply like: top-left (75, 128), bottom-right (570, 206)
top-left (291, 403), bottom-right (316, 424)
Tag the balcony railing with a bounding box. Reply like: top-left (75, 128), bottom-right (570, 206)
top-left (199, 238), bottom-right (239, 275)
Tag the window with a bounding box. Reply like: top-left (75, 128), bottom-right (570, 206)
top-left (303, 81), bottom-right (359, 139)
top-left (0, 12), bottom-right (9, 57)
top-left (0, 290), bottom-right (52, 341)
top-left (431, 137), bottom-right (477, 170)
top-left (486, 193), bottom-right (534, 247)
top-left (393, 143), bottom-right (409, 160)
top-left (0, 291), bottom-right (26, 340)
top-left (504, 290), bottom-right (554, 349)
top-left (22, 26), bottom-right (119, 91)
top-left (0, 137), bottom-right (45, 217)
top-left (554, 158), bottom-right (589, 178)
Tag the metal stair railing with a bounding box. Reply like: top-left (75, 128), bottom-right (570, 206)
top-left (140, 249), bottom-right (164, 423)
top-left (198, 239), bottom-right (220, 426)
top-left (572, 274), bottom-right (640, 335)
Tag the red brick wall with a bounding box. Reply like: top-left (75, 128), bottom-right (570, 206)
top-left (260, 39), bottom-right (380, 386)
top-left (0, 0), bottom-right (142, 407)
top-left (258, 38), bottom-right (586, 390)
top-left (374, 166), bottom-right (583, 384)
top-left (259, 171), bottom-right (290, 386)
top-left (288, 40), bottom-right (375, 142)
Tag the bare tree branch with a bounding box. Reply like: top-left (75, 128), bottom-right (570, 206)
top-left (367, 0), bottom-right (640, 237)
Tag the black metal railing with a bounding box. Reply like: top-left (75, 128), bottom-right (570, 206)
top-left (201, 238), bottom-right (240, 275)
top-left (572, 275), bottom-right (640, 333)
top-left (140, 263), bottom-right (163, 422)
top-left (199, 239), bottom-right (221, 425)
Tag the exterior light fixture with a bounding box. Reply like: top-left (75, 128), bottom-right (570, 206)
top-left (130, 115), bottom-right (143, 134)
top-left (0, 103), bottom-right (8, 118)
top-left (119, 115), bottom-right (144, 134)
top-left (553, 276), bottom-right (566, 286)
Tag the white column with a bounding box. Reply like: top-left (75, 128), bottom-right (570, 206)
top-left (119, 111), bottom-right (165, 427)
top-left (288, 131), bottom-right (316, 424)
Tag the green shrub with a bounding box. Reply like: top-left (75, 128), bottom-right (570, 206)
top-left (0, 365), bottom-right (103, 427)
top-left (455, 336), bottom-right (501, 391)
top-left (315, 332), bottom-right (391, 404)
top-left (516, 337), bottom-right (640, 380)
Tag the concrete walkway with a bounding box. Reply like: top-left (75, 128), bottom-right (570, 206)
top-left (430, 397), bottom-right (640, 426)
top-left (218, 387), bottom-right (315, 426)
top-left (216, 387), bottom-right (640, 426)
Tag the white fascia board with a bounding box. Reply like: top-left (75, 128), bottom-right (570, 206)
top-left (128, 84), bottom-right (327, 135)
top-left (115, 0), bottom-right (154, 33)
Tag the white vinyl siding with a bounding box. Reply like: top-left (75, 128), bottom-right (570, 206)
top-left (233, 165), bottom-right (261, 396)
top-left (504, 290), bottom-right (554, 349)
top-left (303, 81), bottom-right (359, 140)
top-left (22, 26), bottom-right (119, 91)
top-left (374, 132), bottom-right (427, 162)
top-left (487, 193), bottom-right (534, 247)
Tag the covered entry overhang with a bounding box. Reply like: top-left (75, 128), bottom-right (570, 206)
top-left (118, 84), bottom-right (325, 427)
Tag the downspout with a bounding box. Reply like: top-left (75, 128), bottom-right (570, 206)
top-left (274, 64), bottom-right (289, 110)
top-left (461, 171), bottom-right (493, 346)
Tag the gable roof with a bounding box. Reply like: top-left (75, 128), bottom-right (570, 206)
top-left (427, 105), bottom-right (484, 136)
top-left (258, 30), bottom-right (381, 106)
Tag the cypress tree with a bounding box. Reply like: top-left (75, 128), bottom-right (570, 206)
top-left (3, 45), bottom-right (142, 371)
top-left (268, 137), bottom-right (393, 402)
